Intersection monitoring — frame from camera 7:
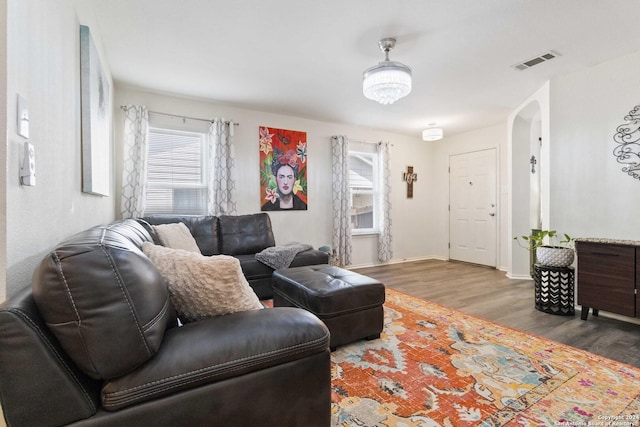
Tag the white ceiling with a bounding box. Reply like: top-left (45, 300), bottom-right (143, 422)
top-left (86, 0), bottom-right (640, 138)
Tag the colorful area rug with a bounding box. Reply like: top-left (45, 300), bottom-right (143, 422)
top-left (329, 288), bottom-right (640, 426)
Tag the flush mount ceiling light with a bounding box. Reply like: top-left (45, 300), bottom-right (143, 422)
top-left (422, 124), bottom-right (443, 141)
top-left (363, 37), bottom-right (412, 105)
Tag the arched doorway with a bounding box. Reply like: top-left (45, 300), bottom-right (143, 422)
top-left (509, 93), bottom-right (549, 278)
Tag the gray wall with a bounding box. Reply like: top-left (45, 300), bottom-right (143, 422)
top-left (4, 0), bottom-right (116, 297)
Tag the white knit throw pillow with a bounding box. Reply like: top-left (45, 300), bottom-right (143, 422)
top-left (142, 243), bottom-right (263, 321)
top-left (152, 223), bottom-right (201, 253)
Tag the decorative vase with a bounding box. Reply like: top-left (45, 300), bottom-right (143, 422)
top-left (536, 246), bottom-right (575, 267)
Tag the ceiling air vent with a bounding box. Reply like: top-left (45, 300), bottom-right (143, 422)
top-left (512, 50), bottom-right (561, 71)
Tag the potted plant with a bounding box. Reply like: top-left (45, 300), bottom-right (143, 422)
top-left (514, 230), bottom-right (575, 268)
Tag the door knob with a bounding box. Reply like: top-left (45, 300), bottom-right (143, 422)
top-left (489, 213), bottom-right (495, 217)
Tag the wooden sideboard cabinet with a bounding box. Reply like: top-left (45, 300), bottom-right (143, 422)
top-left (575, 240), bottom-right (638, 320)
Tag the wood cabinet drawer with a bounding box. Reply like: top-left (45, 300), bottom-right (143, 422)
top-left (577, 274), bottom-right (635, 316)
top-left (576, 241), bottom-right (636, 317)
top-left (576, 243), bottom-right (634, 278)
top-left (637, 252), bottom-right (640, 319)
top-left (575, 242), bottom-right (634, 259)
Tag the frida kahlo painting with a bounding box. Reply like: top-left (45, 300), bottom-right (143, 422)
top-left (259, 126), bottom-right (308, 211)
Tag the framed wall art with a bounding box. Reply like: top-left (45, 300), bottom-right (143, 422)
top-left (80, 25), bottom-right (111, 196)
top-left (259, 126), bottom-right (308, 211)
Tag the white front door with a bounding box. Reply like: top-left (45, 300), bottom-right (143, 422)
top-left (449, 148), bottom-right (497, 267)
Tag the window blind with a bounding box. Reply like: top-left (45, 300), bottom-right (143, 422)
top-left (144, 128), bottom-right (208, 215)
top-left (348, 152), bottom-right (377, 231)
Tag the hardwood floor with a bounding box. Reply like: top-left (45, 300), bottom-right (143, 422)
top-left (353, 259), bottom-right (640, 367)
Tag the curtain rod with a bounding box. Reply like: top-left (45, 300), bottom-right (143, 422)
top-left (120, 105), bottom-right (239, 126)
top-left (350, 138), bottom-right (394, 146)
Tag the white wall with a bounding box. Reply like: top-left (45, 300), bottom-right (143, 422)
top-left (1, 0), bottom-right (7, 303)
top-left (114, 86), bottom-right (436, 267)
top-left (4, 0), bottom-right (116, 297)
top-left (6, 0), bottom-right (639, 301)
top-left (529, 114), bottom-right (542, 229)
top-left (507, 53), bottom-right (640, 278)
top-left (429, 123), bottom-right (509, 269)
top-left (508, 83), bottom-right (550, 278)
top-left (550, 51), bottom-right (640, 241)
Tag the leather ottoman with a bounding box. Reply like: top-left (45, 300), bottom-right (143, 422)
top-left (272, 265), bottom-right (385, 350)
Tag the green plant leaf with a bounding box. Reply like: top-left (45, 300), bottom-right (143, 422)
top-left (260, 155), bottom-right (274, 185)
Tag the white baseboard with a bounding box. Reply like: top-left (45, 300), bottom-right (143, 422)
top-left (506, 272), bottom-right (533, 280)
top-left (349, 255), bottom-right (446, 270)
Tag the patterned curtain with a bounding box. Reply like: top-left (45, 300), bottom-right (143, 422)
top-left (331, 135), bottom-right (352, 266)
top-left (377, 141), bottom-right (393, 262)
top-left (207, 119), bottom-right (237, 215)
top-left (120, 105), bottom-right (149, 219)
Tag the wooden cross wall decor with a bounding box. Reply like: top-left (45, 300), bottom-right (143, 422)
top-left (402, 166), bottom-right (418, 198)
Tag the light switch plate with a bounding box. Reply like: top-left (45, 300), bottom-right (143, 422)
top-left (17, 94), bottom-right (29, 139)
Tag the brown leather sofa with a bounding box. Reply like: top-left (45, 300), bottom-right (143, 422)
top-left (140, 213), bottom-right (329, 299)
top-left (0, 219), bottom-right (330, 426)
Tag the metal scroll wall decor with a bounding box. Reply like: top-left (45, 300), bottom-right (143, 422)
top-left (613, 105), bottom-right (640, 180)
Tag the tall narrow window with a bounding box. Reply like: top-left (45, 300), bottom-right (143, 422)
top-left (348, 151), bottom-right (379, 233)
top-left (144, 127), bottom-right (208, 215)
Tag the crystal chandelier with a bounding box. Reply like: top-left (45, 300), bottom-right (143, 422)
top-left (363, 38), bottom-right (412, 105)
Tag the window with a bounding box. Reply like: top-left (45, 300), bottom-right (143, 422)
top-left (144, 127), bottom-right (208, 215)
top-left (348, 150), bottom-right (379, 234)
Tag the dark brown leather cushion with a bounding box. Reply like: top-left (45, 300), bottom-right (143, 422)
top-left (101, 307), bottom-right (329, 411)
top-left (32, 220), bottom-right (175, 380)
top-left (0, 287), bottom-right (103, 426)
top-left (218, 213), bottom-right (275, 255)
top-left (272, 265), bottom-right (385, 317)
top-left (139, 215), bottom-right (221, 255)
